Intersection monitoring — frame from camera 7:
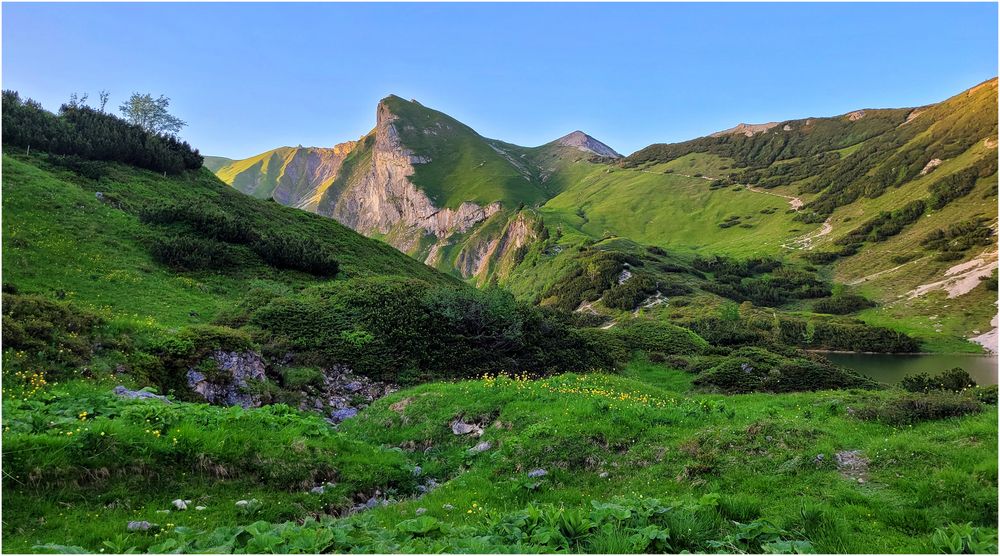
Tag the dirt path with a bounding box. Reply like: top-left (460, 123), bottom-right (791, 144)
top-left (744, 185), bottom-right (804, 210)
top-left (847, 255), bottom-right (930, 286)
top-left (782, 218), bottom-right (833, 250)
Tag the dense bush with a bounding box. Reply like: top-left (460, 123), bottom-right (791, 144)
top-left (813, 294), bottom-right (876, 315)
top-left (810, 321), bottom-right (920, 353)
top-left (141, 200), bottom-right (339, 276)
top-left (149, 233), bottom-right (241, 271)
top-left (921, 216), bottom-right (994, 255)
top-left (243, 277), bottom-right (613, 384)
top-left (835, 200), bottom-right (926, 247)
top-left (2, 90), bottom-right (201, 174)
top-left (607, 320), bottom-right (709, 359)
top-left (602, 274), bottom-right (658, 310)
top-left (928, 156), bottom-right (998, 210)
top-left (694, 256), bottom-right (830, 306)
top-left (1, 293), bottom-right (104, 382)
top-left (856, 392), bottom-right (982, 425)
top-left (900, 367), bottom-right (977, 393)
top-left (693, 347), bottom-right (877, 393)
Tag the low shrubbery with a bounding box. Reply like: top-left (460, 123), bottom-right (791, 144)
top-left (901, 367), bottom-right (978, 393)
top-left (240, 277), bottom-right (612, 384)
top-left (692, 347), bottom-right (877, 393)
top-left (855, 391), bottom-right (982, 425)
top-left (813, 294), bottom-right (876, 315)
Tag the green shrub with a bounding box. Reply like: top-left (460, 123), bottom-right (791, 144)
top-left (693, 347), bottom-right (877, 393)
top-left (1, 292), bottom-right (103, 380)
top-left (930, 523), bottom-right (998, 554)
top-left (900, 368), bottom-right (977, 393)
top-left (281, 367), bottom-right (325, 390)
top-left (856, 392), bottom-right (982, 425)
top-left (149, 233), bottom-right (240, 271)
top-left (610, 320), bottom-right (709, 357)
top-left (813, 294), bottom-right (876, 315)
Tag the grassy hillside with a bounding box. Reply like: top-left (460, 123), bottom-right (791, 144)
top-left (4, 362), bottom-right (995, 553)
top-left (382, 95), bottom-right (553, 210)
top-left (2, 151), bottom-right (453, 330)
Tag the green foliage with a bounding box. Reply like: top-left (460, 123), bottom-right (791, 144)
top-left (243, 277), bottom-right (611, 383)
top-left (929, 156), bottom-right (999, 210)
top-left (608, 320), bottom-right (709, 359)
top-left (813, 294), bottom-right (876, 315)
top-left (856, 391), bottom-right (982, 425)
top-left (835, 199), bottom-right (926, 247)
top-left (694, 255), bottom-right (831, 306)
top-left (2, 90), bottom-right (201, 174)
top-left (693, 347), bottom-right (877, 393)
top-left (930, 523), bottom-right (998, 554)
top-left (901, 368), bottom-right (978, 393)
top-left (921, 216), bottom-right (995, 255)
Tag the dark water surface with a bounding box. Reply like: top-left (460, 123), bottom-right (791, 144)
top-left (825, 352), bottom-right (998, 386)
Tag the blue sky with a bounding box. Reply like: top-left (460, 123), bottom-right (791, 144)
top-left (3, 3), bottom-right (997, 158)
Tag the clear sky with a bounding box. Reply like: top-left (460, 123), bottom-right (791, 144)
top-left (3, 2), bottom-right (997, 158)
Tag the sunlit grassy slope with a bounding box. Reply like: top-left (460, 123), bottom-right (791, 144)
top-left (1, 152), bottom-right (452, 329)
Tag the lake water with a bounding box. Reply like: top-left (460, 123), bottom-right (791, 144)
top-left (825, 352), bottom-right (999, 386)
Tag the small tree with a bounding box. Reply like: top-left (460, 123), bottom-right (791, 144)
top-left (98, 90), bottom-right (110, 113)
top-left (119, 92), bottom-right (185, 135)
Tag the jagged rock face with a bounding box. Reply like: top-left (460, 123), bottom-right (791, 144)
top-left (554, 131), bottom-right (622, 158)
top-left (272, 143), bottom-right (356, 210)
top-left (455, 212), bottom-right (535, 280)
top-left (186, 351), bottom-right (267, 408)
top-left (326, 100), bottom-right (501, 251)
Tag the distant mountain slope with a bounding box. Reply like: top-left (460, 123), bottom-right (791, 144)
top-left (210, 96), bottom-right (620, 280)
top-left (202, 155), bottom-right (234, 172)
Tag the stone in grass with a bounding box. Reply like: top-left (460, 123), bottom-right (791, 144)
top-left (310, 486), bottom-right (326, 495)
top-left (330, 408), bottom-right (358, 423)
top-left (451, 419), bottom-right (484, 437)
top-left (468, 441), bottom-right (492, 454)
top-left (113, 385), bottom-right (170, 404)
top-left (195, 506), bottom-right (207, 511)
top-left (415, 508), bottom-right (427, 516)
top-left (172, 499), bottom-right (190, 510)
top-left (443, 504), bottom-right (455, 511)
top-left (527, 468), bottom-right (548, 478)
top-left (599, 472), bottom-right (609, 478)
top-left (127, 521), bottom-right (156, 532)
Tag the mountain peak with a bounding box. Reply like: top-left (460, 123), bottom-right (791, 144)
top-left (553, 130), bottom-right (621, 158)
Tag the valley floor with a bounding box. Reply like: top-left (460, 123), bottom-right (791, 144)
top-left (3, 360), bottom-right (996, 554)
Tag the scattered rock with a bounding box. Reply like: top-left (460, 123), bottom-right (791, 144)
top-left (468, 441), bottom-right (492, 454)
top-left (451, 419), bottom-right (484, 437)
top-left (155, 510), bottom-right (170, 514)
top-left (187, 351), bottom-right (267, 408)
top-left (920, 158), bottom-right (943, 176)
top-left (412, 466), bottom-right (422, 477)
top-left (835, 450), bottom-right (869, 482)
top-left (310, 486), bottom-right (326, 495)
top-left (235, 500), bottom-right (250, 508)
top-left (329, 408), bottom-right (358, 423)
top-left (527, 468), bottom-right (548, 479)
top-left (443, 504), bottom-right (455, 511)
top-left (813, 454), bottom-right (825, 465)
top-left (172, 499), bottom-right (189, 511)
top-left (112, 386), bottom-right (170, 404)
top-left (127, 521), bottom-right (154, 532)
top-left (415, 507), bottom-right (427, 515)
top-left (195, 506), bottom-right (207, 511)
top-left (599, 472), bottom-right (609, 478)
top-left (95, 191), bottom-right (105, 201)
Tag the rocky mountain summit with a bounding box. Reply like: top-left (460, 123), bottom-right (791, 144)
top-left (552, 130), bottom-right (622, 158)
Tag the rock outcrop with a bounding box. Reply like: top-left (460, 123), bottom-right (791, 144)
top-left (324, 100), bottom-right (501, 251)
top-left (186, 350), bottom-right (267, 408)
